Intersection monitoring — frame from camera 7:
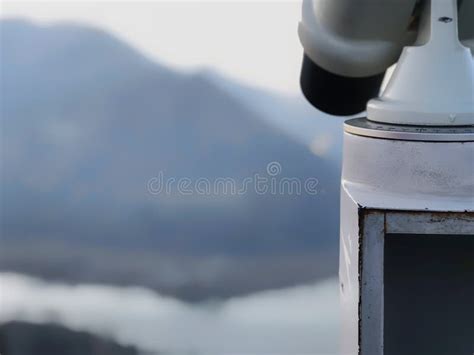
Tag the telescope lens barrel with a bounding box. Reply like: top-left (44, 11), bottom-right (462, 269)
top-left (300, 54), bottom-right (385, 116)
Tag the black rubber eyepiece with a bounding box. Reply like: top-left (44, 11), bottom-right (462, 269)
top-left (300, 54), bottom-right (386, 116)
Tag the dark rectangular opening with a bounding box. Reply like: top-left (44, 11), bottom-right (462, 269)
top-left (384, 234), bottom-right (474, 355)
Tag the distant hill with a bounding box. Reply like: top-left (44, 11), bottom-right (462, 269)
top-left (0, 19), bottom-right (341, 300)
top-left (205, 69), bottom-right (344, 156)
top-left (0, 322), bottom-right (140, 355)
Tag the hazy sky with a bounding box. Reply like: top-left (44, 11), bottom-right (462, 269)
top-left (1, 1), bottom-right (304, 95)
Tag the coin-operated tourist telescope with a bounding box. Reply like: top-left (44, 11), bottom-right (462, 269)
top-left (299, 0), bottom-right (473, 354)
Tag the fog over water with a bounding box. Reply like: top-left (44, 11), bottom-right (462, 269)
top-left (0, 272), bottom-right (339, 355)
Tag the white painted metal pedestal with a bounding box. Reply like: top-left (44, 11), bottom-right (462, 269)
top-left (339, 118), bottom-right (474, 355)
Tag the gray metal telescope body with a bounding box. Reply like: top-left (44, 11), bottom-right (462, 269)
top-left (299, 0), bottom-right (474, 354)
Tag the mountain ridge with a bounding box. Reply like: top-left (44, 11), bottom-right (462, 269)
top-left (0, 19), bottom-right (340, 300)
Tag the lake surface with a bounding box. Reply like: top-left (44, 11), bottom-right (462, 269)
top-left (0, 272), bottom-right (339, 354)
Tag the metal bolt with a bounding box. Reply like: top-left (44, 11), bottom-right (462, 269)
top-left (438, 16), bottom-right (453, 23)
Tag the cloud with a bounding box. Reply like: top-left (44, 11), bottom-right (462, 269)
top-left (0, 272), bottom-right (339, 355)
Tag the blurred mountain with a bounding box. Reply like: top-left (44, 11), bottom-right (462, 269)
top-left (205, 69), bottom-right (344, 161)
top-left (0, 322), bottom-right (140, 355)
top-left (0, 19), bottom-right (341, 300)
